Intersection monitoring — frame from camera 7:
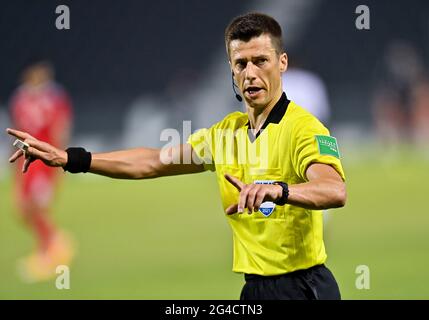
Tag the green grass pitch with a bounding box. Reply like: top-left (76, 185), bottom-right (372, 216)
top-left (0, 152), bottom-right (428, 299)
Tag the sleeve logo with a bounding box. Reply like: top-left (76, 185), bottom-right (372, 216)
top-left (315, 135), bottom-right (340, 158)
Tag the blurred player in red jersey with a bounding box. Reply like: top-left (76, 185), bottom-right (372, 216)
top-left (9, 60), bottom-right (74, 282)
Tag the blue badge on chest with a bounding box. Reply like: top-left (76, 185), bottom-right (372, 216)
top-left (253, 180), bottom-right (276, 217)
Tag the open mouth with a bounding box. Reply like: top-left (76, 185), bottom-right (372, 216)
top-left (245, 86), bottom-right (263, 95)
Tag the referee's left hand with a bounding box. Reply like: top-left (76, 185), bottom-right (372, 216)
top-left (6, 128), bottom-right (68, 173)
top-left (224, 173), bottom-right (282, 215)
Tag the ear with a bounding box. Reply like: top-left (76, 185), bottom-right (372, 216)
top-left (279, 52), bottom-right (288, 73)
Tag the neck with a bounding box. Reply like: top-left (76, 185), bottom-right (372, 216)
top-left (246, 90), bottom-right (282, 132)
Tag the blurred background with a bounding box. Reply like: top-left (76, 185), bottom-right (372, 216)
top-left (0, 0), bottom-right (429, 299)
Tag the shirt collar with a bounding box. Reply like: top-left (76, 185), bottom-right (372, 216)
top-left (246, 92), bottom-right (290, 141)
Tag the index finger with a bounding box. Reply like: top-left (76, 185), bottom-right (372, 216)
top-left (6, 128), bottom-right (32, 141)
top-left (224, 173), bottom-right (245, 191)
top-left (9, 149), bottom-right (24, 163)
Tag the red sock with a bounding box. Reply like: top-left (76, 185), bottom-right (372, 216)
top-left (27, 211), bottom-right (56, 252)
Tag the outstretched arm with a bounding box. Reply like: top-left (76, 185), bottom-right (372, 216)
top-left (6, 128), bottom-right (204, 179)
top-left (89, 144), bottom-right (204, 179)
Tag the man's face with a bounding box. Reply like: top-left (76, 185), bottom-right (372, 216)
top-left (22, 64), bottom-right (53, 87)
top-left (229, 34), bottom-right (287, 110)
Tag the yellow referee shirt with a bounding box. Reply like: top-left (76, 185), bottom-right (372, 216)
top-left (188, 93), bottom-right (346, 276)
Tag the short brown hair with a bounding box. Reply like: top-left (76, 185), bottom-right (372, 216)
top-left (224, 12), bottom-right (284, 58)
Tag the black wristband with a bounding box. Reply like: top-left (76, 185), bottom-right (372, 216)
top-left (63, 147), bottom-right (92, 173)
top-left (273, 181), bottom-right (289, 205)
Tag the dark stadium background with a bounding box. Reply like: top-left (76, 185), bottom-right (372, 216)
top-left (1, 0), bottom-right (429, 136)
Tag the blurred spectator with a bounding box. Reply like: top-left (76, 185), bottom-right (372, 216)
top-left (410, 78), bottom-right (429, 149)
top-left (282, 60), bottom-right (331, 125)
top-left (9, 59), bottom-right (74, 282)
top-left (372, 40), bottom-right (429, 150)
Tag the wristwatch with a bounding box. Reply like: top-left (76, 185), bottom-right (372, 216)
top-left (273, 181), bottom-right (289, 205)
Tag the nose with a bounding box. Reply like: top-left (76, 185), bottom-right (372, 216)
top-left (244, 62), bottom-right (257, 81)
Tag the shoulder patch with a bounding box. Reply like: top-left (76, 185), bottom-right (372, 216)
top-left (315, 135), bottom-right (340, 158)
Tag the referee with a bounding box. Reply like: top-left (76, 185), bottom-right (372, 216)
top-left (7, 13), bottom-right (347, 300)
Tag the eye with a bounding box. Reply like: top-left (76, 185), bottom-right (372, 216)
top-left (235, 61), bottom-right (246, 71)
top-left (255, 58), bottom-right (267, 66)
